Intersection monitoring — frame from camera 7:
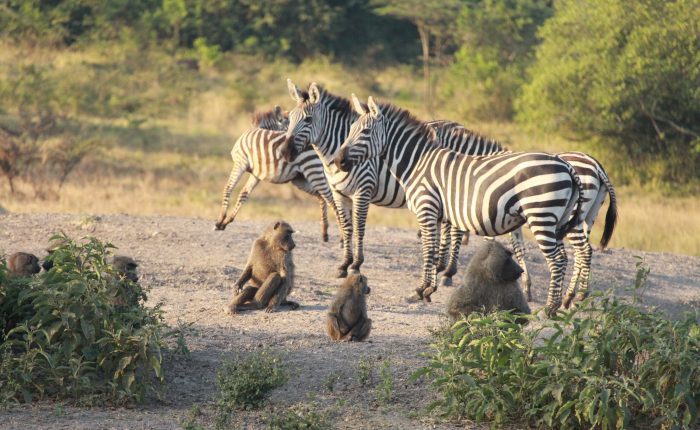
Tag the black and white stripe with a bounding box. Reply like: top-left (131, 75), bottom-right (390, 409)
top-left (335, 99), bottom-right (585, 314)
top-left (215, 108), bottom-right (339, 242)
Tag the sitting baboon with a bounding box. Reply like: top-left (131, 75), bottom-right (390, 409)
top-left (226, 221), bottom-right (298, 314)
top-left (326, 274), bottom-right (372, 342)
top-left (447, 241), bottom-right (530, 322)
top-left (110, 255), bottom-right (141, 307)
top-left (7, 252), bottom-right (40, 276)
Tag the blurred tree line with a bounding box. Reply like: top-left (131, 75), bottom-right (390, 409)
top-left (0, 0), bottom-right (698, 186)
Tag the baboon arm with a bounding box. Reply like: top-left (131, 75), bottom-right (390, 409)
top-left (255, 273), bottom-right (283, 310)
top-left (349, 318), bottom-right (372, 342)
top-left (234, 264), bottom-right (253, 292)
top-left (226, 286), bottom-right (258, 314)
top-left (325, 313), bottom-right (346, 341)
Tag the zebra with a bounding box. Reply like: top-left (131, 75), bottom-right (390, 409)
top-left (334, 96), bottom-right (585, 315)
top-left (426, 120), bottom-right (618, 306)
top-left (280, 80), bottom-right (466, 286)
top-left (214, 106), bottom-right (342, 242)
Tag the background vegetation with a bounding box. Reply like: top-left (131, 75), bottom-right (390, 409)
top-left (0, 0), bottom-right (698, 255)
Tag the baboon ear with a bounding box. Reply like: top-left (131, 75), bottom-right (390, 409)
top-left (351, 93), bottom-right (366, 115)
top-left (288, 78), bottom-right (302, 103)
top-left (368, 96), bottom-right (381, 119)
top-left (309, 82), bottom-right (321, 104)
top-left (274, 221), bottom-right (281, 230)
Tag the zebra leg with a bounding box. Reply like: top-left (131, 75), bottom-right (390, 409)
top-left (563, 227), bottom-right (592, 308)
top-left (435, 221), bottom-right (451, 273)
top-left (219, 175), bottom-right (260, 229)
top-left (510, 228), bottom-right (532, 301)
top-left (333, 191), bottom-right (354, 278)
top-left (348, 191), bottom-right (371, 275)
top-left (439, 225), bottom-right (464, 288)
top-left (411, 216), bottom-right (439, 303)
top-left (215, 161), bottom-right (247, 230)
top-left (290, 177), bottom-right (329, 242)
top-left (537, 237), bottom-right (568, 316)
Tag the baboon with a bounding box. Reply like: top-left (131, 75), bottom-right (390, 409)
top-left (226, 221), bottom-right (298, 314)
top-left (7, 252), bottom-right (40, 276)
top-left (325, 274), bottom-right (372, 341)
top-left (446, 241), bottom-right (530, 322)
top-left (110, 255), bottom-right (141, 307)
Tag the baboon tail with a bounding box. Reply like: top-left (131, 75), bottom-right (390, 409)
top-left (598, 166), bottom-right (618, 250)
top-left (557, 160), bottom-right (584, 241)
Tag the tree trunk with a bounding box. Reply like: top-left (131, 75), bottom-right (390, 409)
top-left (416, 22), bottom-right (431, 114)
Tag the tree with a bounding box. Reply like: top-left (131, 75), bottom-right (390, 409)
top-left (518, 0), bottom-right (700, 185)
top-left (373, 0), bottom-right (461, 112)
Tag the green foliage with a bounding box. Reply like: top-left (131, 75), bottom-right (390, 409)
top-left (518, 0), bottom-right (700, 185)
top-left (442, 0), bottom-right (552, 120)
top-left (215, 349), bottom-right (288, 428)
top-left (357, 355), bottom-right (374, 387)
top-left (415, 279), bottom-right (700, 428)
top-left (265, 404), bottom-right (331, 430)
top-left (0, 234), bottom-right (165, 405)
top-left (193, 37), bottom-right (222, 68)
top-left (375, 360), bottom-right (394, 405)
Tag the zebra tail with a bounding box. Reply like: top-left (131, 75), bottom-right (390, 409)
top-left (598, 165), bottom-right (618, 250)
top-left (557, 162), bottom-right (585, 241)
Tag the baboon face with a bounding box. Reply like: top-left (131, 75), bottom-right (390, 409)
top-left (492, 245), bottom-right (523, 282)
top-left (271, 221), bottom-right (296, 251)
top-left (112, 256), bottom-right (139, 282)
top-left (358, 275), bottom-right (371, 295)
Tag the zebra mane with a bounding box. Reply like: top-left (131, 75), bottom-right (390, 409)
top-left (302, 84), bottom-right (353, 113)
top-left (378, 103), bottom-right (437, 143)
top-left (251, 110), bottom-right (279, 127)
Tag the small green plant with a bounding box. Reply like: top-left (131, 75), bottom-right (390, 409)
top-left (323, 373), bottom-right (341, 392)
top-left (415, 275), bottom-right (700, 429)
top-left (165, 319), bottom-right (194, 358)
top-left (375, 360), bottom-right (394, 405)
top-left (0, 233), bottom-right (165, 405)
top-left (180, 403), bottom-right (205, 430)
top-left (265, 404), bottom-right (331, 430)
top-left (357, 356), bottom-right (374, 387)
top-left (215, 349), bottom-right (288, 428)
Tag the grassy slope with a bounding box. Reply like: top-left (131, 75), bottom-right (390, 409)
top-left (1, 42), bottom-right (698, 256)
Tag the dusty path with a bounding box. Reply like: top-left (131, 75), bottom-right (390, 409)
top-left (0, 213), bottom-right (698, 429)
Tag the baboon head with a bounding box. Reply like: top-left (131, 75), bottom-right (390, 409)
top-left (267, 220), bottom-right (296, 252)
top-left (42, 238), bottom-right (68, 271)
top-left (478, 241), bottom-right (523, 283)
top-left (8, 252), bottom-right (41, 276)
top-left (348, 274), bottom-right (371, 295)
top-left (111, 255), bottom-right (139, 283)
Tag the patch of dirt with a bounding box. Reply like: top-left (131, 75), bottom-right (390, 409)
top-left (0, 213), bottom-right (698, 429)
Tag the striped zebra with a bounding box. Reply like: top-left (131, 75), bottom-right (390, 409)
top-left (334, 97), bottom-right (585, 314)
top-left (280, 80), bottom-right (465, 286)
top-left (427, 120), bottom-right (618, 306)
top-left (214, 107), bottom-right (341, 242)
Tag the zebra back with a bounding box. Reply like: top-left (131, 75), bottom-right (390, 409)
top-left (427, 120), bottom-right (506, 156)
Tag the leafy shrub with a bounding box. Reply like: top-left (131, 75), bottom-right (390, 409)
top-left (265, 404), bottom-right (331, 430)
top-left (0, 234), bottom-right (165, 405)
top-left (215, 349), bottom-right (288, 428)
top-left (376, 360), bottom-right (395, 405)
top-left (416, 283), bottom-right (700, 428)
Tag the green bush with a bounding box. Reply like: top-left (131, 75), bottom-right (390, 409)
top-left (0, 234), bottom-right (164, 405)
top-left (518, 0), bottom-right (700, 185)
top-left (265, 404), bottom-right (331, 430)
top-left (415, 286), bottom-right (700, 428)
top-left (215, 349), bottom-right (288, 428)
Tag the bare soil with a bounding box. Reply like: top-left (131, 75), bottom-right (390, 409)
top-left (0, 213), bottom-right (698, 429)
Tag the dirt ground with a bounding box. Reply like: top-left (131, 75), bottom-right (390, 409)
top-left (0, 213), bottom-right (698, 429)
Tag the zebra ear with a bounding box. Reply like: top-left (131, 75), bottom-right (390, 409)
top-left (351, 93), bottom-right (366, 115)
top-left (309, 82), bottom-right (321, 104)
top-left (274, 105), bottom-right (286, 120)
top-left (288, 78), bottom-right (302, 103)
top-left (367, 96), bottom-right (381, 119)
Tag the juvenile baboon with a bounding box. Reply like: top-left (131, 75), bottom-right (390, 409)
top-left (111, 255), bottom-right (139, 283)
top-left (326, 274), bottom-right (372, 341)
top-left (226, 221), bottom-right (298, 314)
top-left (446, 241), bottom-right (530, 322)
top-left (7, 252), bottom-right (40, 276)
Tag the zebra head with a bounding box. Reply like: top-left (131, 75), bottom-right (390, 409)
top-left (335, 95), bottom-right (386, 172)
top-left (279, 79), bottom-right (325, 162)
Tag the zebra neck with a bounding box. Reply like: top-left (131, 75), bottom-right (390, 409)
top-left (314, 110), bottom-right (354, 166)
top-left (384, 124), bottom-right (436, 186)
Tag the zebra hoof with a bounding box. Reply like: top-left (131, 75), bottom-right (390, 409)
top-left (422, 287), bottom-right (436, 302)
top-left (439, 276), bottom-right (453, 288)
top-left (544, 303), bottom-right (561, 318)
top-left (322, 234), bottom-right (329, 242)
top-left (562, 294), bottom-right (575, 309)
top-left (336, 268), bottom-right (348, 278)
top-left (572, 292), bottom-right (588, 306)
top-left (214, 223), bottom-right (226, 231)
